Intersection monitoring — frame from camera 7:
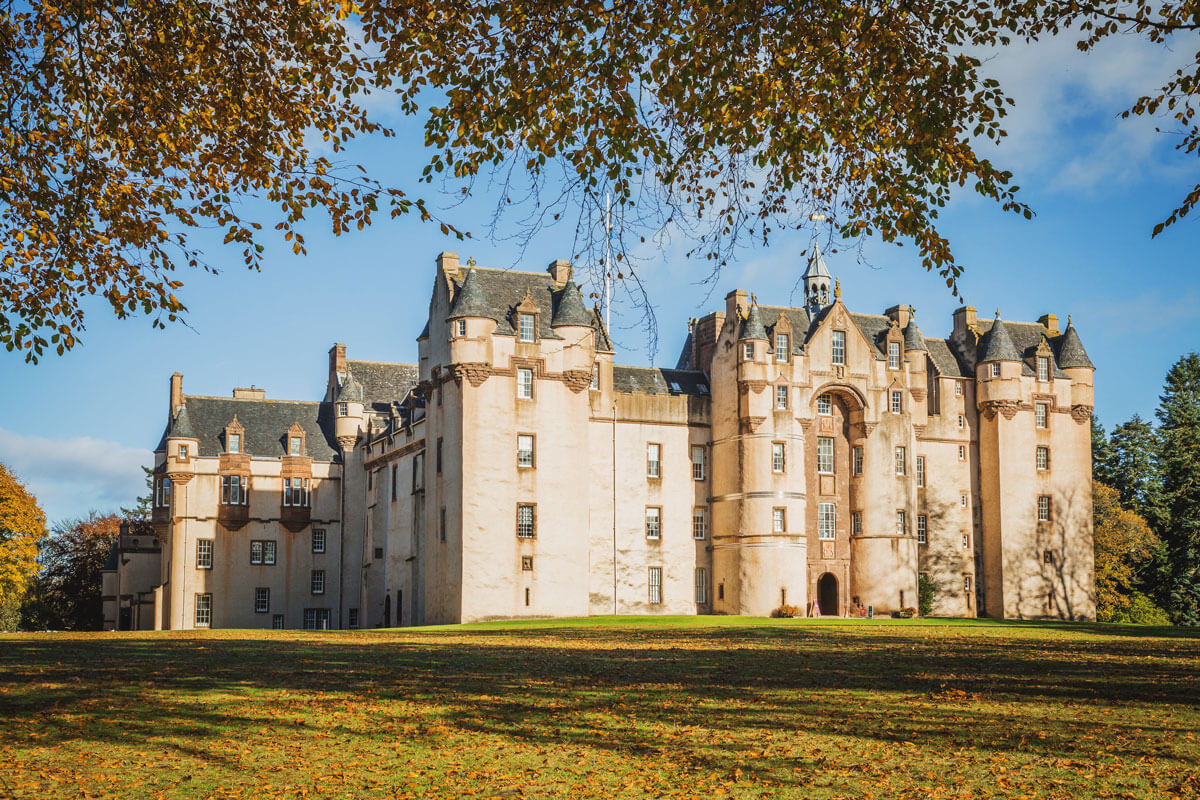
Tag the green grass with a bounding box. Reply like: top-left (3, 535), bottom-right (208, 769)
top-left (1, 617), bottom-right (1198, 799)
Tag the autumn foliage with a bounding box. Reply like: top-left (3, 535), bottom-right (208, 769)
top-left (1093, 482), bottom-right (1162, 623)
top-left (24, 513), bottom-right (124, 631)
top-left (0, 461), bottom-right (46, 626)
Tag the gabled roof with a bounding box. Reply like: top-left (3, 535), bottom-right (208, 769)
top-left (849, 313), bottom-right (892, 358)
top-left (612, 366), bottom-right (710, 396)
top-left (1055, 322), bottom-right (1094, 369)
top-left (346, 360), bottom-right (420, 414)
top-left (551, 280), bottom-right (592, 327)
top-left (157, 396), bottom-right (338, 461)
top-left (447, 267), bottom-right (566, 340)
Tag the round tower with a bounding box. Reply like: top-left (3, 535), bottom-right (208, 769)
top-left (333, 371), bottom-right (365, 450)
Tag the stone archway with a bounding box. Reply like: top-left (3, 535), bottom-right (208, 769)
top-left (818, 572), bottom-right (839, 617)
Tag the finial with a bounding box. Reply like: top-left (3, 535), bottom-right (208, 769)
top-left (750, 292), bottom-right (758, 305)
top-left (995, 308), bottom-right (1001, 319)
top-left (834, 279), bottom-right (841, 300)
top-left (1068, 314), bottom-right (1073, 326)
top-left (466, 256), bottom-right (476, 267)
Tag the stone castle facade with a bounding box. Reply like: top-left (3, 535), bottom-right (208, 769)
top-left (103, 249), bottom-right (1097, 629)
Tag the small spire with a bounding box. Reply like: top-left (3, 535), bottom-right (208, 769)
top-left (995, 308), bottom-right (1001, 319)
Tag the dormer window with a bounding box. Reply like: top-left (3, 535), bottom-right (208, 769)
top-left (888, 341), bottom-right (901, 369)
top-left (1037, 356), bottom-right (1050, 382)
top-left (518, 313), bottom-right (535, 342)
top-left (775, 334), bottom-right (789, 362)
top-left (831, 331), bottom-right (846, 365)
top-left (337, 402), bottom-right (348, 418)
top-left (456, 319), bottom-right (467, 337)
top-left (289, 436), bottom-right (303, 456)
top-left (227, 433), bottom-right (241, 453)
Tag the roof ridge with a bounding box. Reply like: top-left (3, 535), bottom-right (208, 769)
top-left (183, 395), bottom-right (323, 405)
top-left (346, 359), bottom-right (418, 367)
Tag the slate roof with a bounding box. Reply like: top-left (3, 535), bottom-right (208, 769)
top-left (612, 366), bottom-right (710, 396)
top-left (802, 244), bottom-right (832, 280)
top-left (972, 319), bottom-right (1070, 378)
top-left (551, 280), bottom-right (593, 327)
top-left (739, 304), bottom-right (768, 341)
top-left (447, 268), bottom-right (566, 340)
top-left (849, 313), bottom-right (893, 358)
top-left (978, 316), bottom-right (1021, 362)
top-left (903, 319), bottom-right (927, 352)
top-left (346, 360), bottom-right (419, 414)
top-left (447, 268), bottom-right (490, 319)
top-left (166, 405), bottom-right (196, 439)
top-left (157, 396), bottom-right (338, 461)
top-left (925, 338), bottom-right (970, 378)
top-left (591, 307), bottom-right (614, 353)
top-left (102, 543), bottom-right (119, 572)
top-left (1055, 323), bottom-right (1094, 369)
top-left (335, 372), bottom-right (364, 404)
top-left (760, 305), bottom-right (813, 353)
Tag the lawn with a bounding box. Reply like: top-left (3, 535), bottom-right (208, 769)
top-left (1, 617), bottom-right (1198, 799)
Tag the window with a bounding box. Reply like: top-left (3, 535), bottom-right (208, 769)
top-left (347, 609), bottom-right (359, 628)
top-left (591, 362), bottom-right (600, 390)
top-left (517, 504), bottom-right (535, 538)
top-left (852, 511), bottom-right (862, 535)
top-left (917, 515), bottom-right (927, 544)
top-left (412, 452), bottom-right (425, 492)
top-left (196, 539), bottom-right (213, 569)
top-left (772, 507), bottom-right (786, 533)
top-left (194, 594), bottom-right (212, 627)
top-left (817, 394), bottom-right (832, 415)
top-left (228, 433), bottom-right (241, 453)
top-left (518, 434), bottom-right (535, 468)
top-left (337, 402), bottom-right (348, 418)
top-left (771, 442), bottom-right (785, 473)
top-left (178, 444), bottom-right (189, 460)
top-left (776, 384), bottom-right (788, 410)
top-left (250, 540), bottom-right (262, 564)
top-left (691, 446), bottom-right (705, 481)
top-left (647, 443), bottom-right (661, 478)
top-left (311, 569), bottom-right (325, 595)
top-left (302, 608), bottom-right (331, 630)
top-left (255, 588), bottom-right (270, 614)
top-left (692, 507), bottom-right (707, 540)
top-left (525, 588), bottom-right (531, 606)
top-left (521, 555), bottom-right (534, 571)
top-left (890, 391), bottom-right (902, 414)
top-left (960, 494), bottom-right (969, 509)
top-left (518, 313), bottom-right (535, 342)
top-left (289, 436), bottom-right (302, 456)
top-left (775, 333), bottom-right (789, 362)
top-left (818, 503), bottom-right (836, 540)
top-left (440, 508), bottom-right (447, 542)
top-left (962, 533), bottom-right (970, 549)
top-left (249, 540), bottom-right (276, 565)
top-left (916, 456), bottom-right (925, 488)
top-left (648, 567), bottom-right (663, 604)
top-left (517, 367), bottom-right (533, 399)
top-left (852, 446), bottom-right (863, 476)
top-left (896, 510), bottom-right (907, 535)
top-left (1037, 356), bottom-right (1050, 382)
top-left (283, 477), bottom-right (311, 507)
top-left (958, 445), bottom-right (966, 461)
top-left (456, 319), bottom-right (467, 337)
top-left (220, 475), bottom-right (248, 505)
top-left (964, 575), bottom-right (972, 593)
top-left (991, 362), bottom-right (1001, 378)
top-left (312, 529), bottom-right (326, 554)
top-left (817, 437), bottom-right (834, 474)
top-left (1036, 403), bottom-right (1048, 429)
top-left (272, 614), bottom-right (285, 630)
top-left (888, 341), bottom-right (901, 369)
top-left (895, 446), bottom-right (906, 476)
top-left (1036, 446), bottom-right (1049, 471)
top-left (391, 465), bottom-right (398, 501)
top-left (832, 330), bottom-right (846, 365)
top-left (645, 507), bottom-right (662, 540)
top-left (1037, 495), bottom-right (1052, 522)
top-left (1044, 549), bottom-right (1055, 565)
top-left (374, 547), bottom-right (383, 560)
top-left (436, 438), bottom-right (443, 474)
top-left (695, 568), bottom-right (708, 604)
top-left (955, 381), bottom-right (963, 397)
top-left (743, 342), bottom-right (754, 360)
top-left (155, 477), bottom-right (171, 508)
top-left (957, 414), bottom-right (965, 430)
top-left (437, 384), bottom-right (442, 406)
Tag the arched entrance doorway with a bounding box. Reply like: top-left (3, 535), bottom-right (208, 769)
top-left (818, 573), bottom-right (839, 617)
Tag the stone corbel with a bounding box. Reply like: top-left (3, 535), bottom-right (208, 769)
top-left (448, 362), bottom-right (492, 387)
top-left (980, 399), bottom-right (1021, 421)
top-left (741, 415), bottom-right (766, 433)
top-left (1070, 404), bottom-right (1094, 424)
top-left (562, 369), bottom-right (593, 393)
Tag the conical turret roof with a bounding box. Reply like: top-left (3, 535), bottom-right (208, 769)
top-left (447, 268), bottom-right (490, 319)
top-left (168, 405), bottom-right (195, 439)
top-left (802, 243), bottom-right (832, 280)
top-left (336, 371), bottom-right (364, 403)
top-left (903, 318), bottom-right (926, 352)
top-left (1056, 320), bottom-right (1094, 369)
top-left (551, 280), bottom-right (592, 327)
top-left (739, 304), bottom-right (768, 341)
top-left (979, 313), bottom-right (1021, 362)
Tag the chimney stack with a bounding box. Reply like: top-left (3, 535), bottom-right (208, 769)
top-left (1037, 314), bottom-right (1060, 336)
top-left (169, 372), bottom-right (183, 418)
top-left (436, 251), bottom-right (460, 279)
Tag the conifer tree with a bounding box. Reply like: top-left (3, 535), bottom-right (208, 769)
top-left (1106, 415), bottom-right (1164, 527)
top-left (1092, 416), bottom-right (1116, 486)
top-left (1157, 353), bottom-right (1200, 625)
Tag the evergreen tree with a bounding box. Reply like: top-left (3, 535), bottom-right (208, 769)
top-left (1106, 415), bottom-right (1164, 526)
top-left (1157, 353), bottom-right (1200, 625)
top-left (120, 466), bottom-right (155, 521)
top-left (1092, 416), bottom-right (1116, 486)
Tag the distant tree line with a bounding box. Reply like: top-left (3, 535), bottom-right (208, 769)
top-left (1093, 353), bottom-right (1200, 625)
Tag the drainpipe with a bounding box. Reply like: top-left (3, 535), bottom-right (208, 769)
top-left (612, 397), bottom-right (618, 616)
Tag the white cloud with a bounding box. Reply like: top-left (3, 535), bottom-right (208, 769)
top-left (0, 429), bottom-right (152, 525)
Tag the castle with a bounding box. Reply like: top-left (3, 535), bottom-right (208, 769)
top-left (103, 249), bottom-right (1097, 629)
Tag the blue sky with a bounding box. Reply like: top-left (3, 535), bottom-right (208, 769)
top-left (1, 31), bottom-right (1198, 524)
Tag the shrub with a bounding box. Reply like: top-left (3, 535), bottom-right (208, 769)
top-left (898, 607), bottom-right (917, 619)
top-left (1109, 592), bottom-right (1173, 626)
top-left (770, 604), bottom-right (801, 618)
top-left (918, 574), bottom-right (936, 617)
